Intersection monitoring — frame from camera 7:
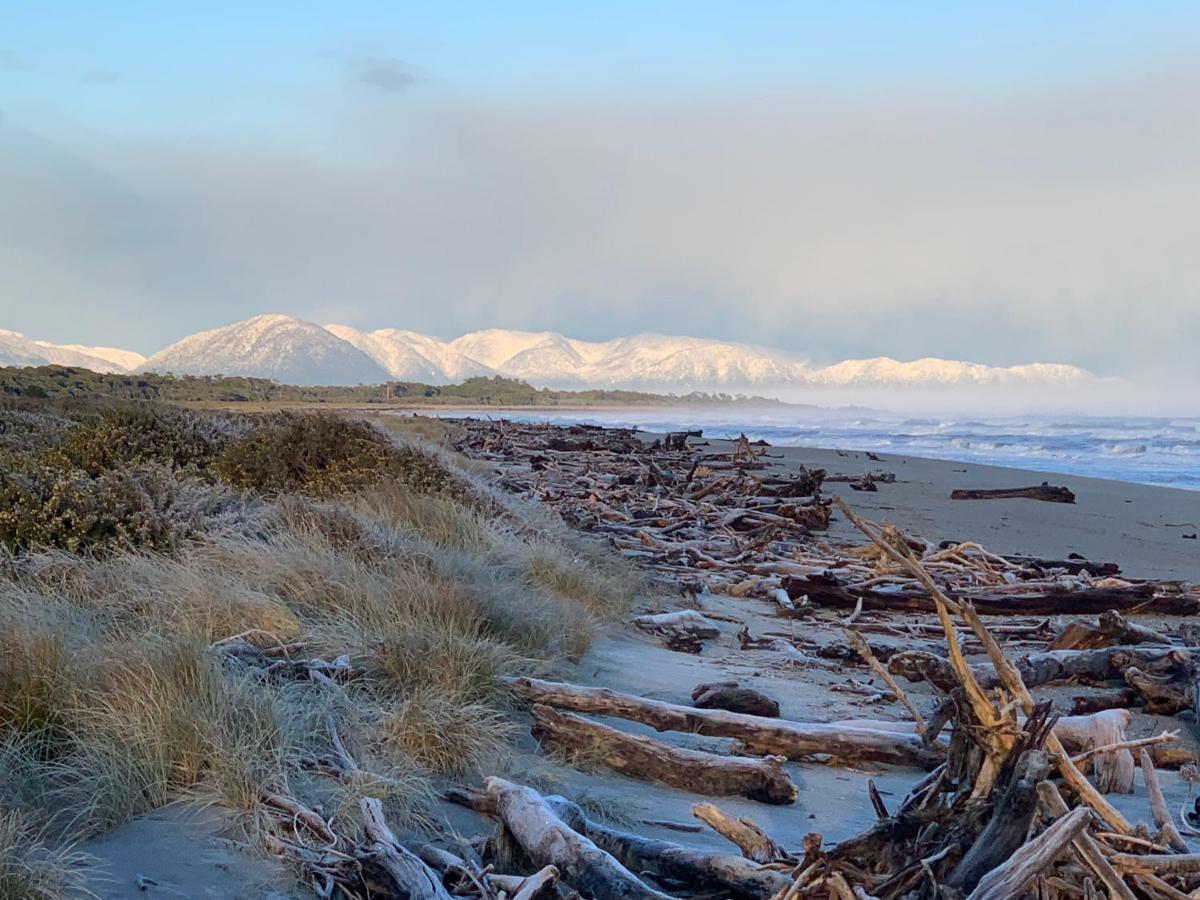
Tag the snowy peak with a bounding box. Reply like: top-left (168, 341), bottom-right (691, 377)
top-left (0, 329), bottom-right (132, 372)
top-left (143, 315), bottom-right (390, 386)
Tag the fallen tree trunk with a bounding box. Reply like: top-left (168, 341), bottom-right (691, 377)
top-left (530, 705), bottom-right (798, 804)
top-left (502, 677), bottom-right (941, 769)
top-left (951, 483), bottom-right (1076, 503)
top-left (482, 777), bottom-right (672, 900)
top-left (783, 574), bottom-right (1188, 615)
top-left (889, 645), bottom-right (1189, 692)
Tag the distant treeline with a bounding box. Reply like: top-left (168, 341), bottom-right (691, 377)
top-left (0, 365), bottom-right (781, 407)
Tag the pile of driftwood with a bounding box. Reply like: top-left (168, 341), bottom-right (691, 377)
top-left (427, 421), bottom-right (1200, 898)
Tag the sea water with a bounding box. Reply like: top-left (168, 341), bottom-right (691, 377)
top-left (439, 409), bottom-right (1200, 491)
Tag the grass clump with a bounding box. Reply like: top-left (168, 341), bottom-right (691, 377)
top-left (0, 810), bottom-right (94, 900)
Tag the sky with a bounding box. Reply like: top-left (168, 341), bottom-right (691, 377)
top-left (2, 2), bottom-right (1199, 379)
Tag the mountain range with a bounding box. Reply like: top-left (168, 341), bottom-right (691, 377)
top-left (1, 314), bottom-right (1095, 393)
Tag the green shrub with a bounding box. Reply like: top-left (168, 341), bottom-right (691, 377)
top-left (0, 464), bottom-right (238, 555)
top-left (215, 415), bottom-right (459, 498)
top-left (45, 406), bottom-right (232, 477)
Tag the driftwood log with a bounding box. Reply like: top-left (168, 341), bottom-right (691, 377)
top-left (502, 677), bottom-right (942, 769)
top-left (529, 705), bottom-right (797, 804)
top-left (480, 777), bottom-right (671, 900)
top-left (783, 573), bottom-right (1195, 615)
top-left (965, 806), bottom-right (1090, 899)
top-left (889, 644), bottom-right (1191, 692)
top-left (951, 482), bottom-right (1076, 503)
top-left (690, 803), bottom-right (785, 864)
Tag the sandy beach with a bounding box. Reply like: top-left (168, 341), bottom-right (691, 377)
top-left (768, 442), bottom-right (1200, 583)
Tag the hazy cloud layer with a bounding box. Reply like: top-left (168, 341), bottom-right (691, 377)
top-left (1, 60), bottom-right (1197, 384)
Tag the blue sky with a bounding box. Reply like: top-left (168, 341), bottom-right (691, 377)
top-left (2, 3), bottom-right (1199, 377)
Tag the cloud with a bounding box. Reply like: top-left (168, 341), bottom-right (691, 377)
top-left (1, 60), bottom-right (1197, 390)
top-left (350, 56), bottom-right (422, 92)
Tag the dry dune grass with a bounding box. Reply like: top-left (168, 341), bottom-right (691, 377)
top-left (0, 402), bottom-right (641, 890)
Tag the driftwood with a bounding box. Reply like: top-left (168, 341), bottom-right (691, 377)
top-left (543, 796), bottom-right (791, 900)
top-left (951, 482), bottom-right (1076, 503)
top-left (1139, 749), bottom-right (1189, 853)
top-left (889, 644), bottom-right (1190, 692)
top-left (945, 750), bottom-right (1052, 892)
top-left (529, 705), bottom-right (798, 804)
top-left (690, 803), bottom-right (786, 864)
top-left (502, 677), bottom-right (942, 769)
top-left (448, 786), bottom-right (789, 900)
top-left (690, 681), bottom-right (780, 718)
top-left (360, 798), bottom-right (454, 900)
top-left (783, 573), bottom-right (1194, 616)
top-left (965, 805), bottom-right (1091, 899)
top-left (1050, 610), bottom-right (1171, 651)
top-left (480, 777), bottom-right (671, 900)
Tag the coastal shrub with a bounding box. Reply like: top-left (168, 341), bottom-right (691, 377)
top-left (44, 405), bottom-right (233, 477)
top-left (214, 414), bottom-right (460, 498)
top-left (0, 464), bottom-right (241, 555)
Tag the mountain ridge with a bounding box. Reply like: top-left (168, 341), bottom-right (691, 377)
top-left (5, 315), bottom-right (1096, 392)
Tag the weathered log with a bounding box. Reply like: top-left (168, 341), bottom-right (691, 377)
top-left (543, 796), bottom-right (791, 900)
top-left (890, 645), bottom-right (1189, 692)
top-left (965, 805), bottom-right (1090, 900)
top-left (633, 610), bottom-right (721, 639)
top-left (1139, 749), bottom-right (1188, 853)
top-left (360, 798), bottom-right (454, 900)
top-left (530, 705), bottom-right (797, 804)
top-left (1051, 610), bottom-right (1171, 651)
top-left (501, 677), bottom-right (942, 769)
top-left (784, 573), bottom-right (1188, 615)
top-left (951, 482), bottom-right (1076, 503)
top-left (946, 751), bottom-right (1052, 893)
top-left (481, 777), bottom-right (671, 900)
top-left (690, 682), bottom-right (780, 718)
top-left (690, 803), bottom-right (785, 864)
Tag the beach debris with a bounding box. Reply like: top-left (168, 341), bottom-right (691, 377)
top-left (691, 681), bottom-right (781, 718)
top-left (950, 481), bottom-right (1077, 503)
top-left (437, 420), bottom-right (1200, 899)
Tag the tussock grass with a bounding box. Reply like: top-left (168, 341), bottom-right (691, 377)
top-left (0, 402), bottom-right (641, 878)
top-left (0, 810), bottom-right (94, 900)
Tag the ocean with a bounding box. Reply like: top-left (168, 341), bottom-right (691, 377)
top-left (435, 408), bottom-right (1200, 491)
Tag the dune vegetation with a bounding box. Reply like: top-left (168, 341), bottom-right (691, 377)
top-left (0, 398), bottom-right (640, 897)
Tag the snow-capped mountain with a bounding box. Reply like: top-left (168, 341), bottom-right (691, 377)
top-left (0, 329), bottom-right (132, 373)
top-left (142, 315), bottom-right (390, 386)
top-left (58, 344), bottom-right (147, 372)
top-left (4, 314), bottom-right (1097, 394)
top-left (324, 325), bottom-right (497, 383)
